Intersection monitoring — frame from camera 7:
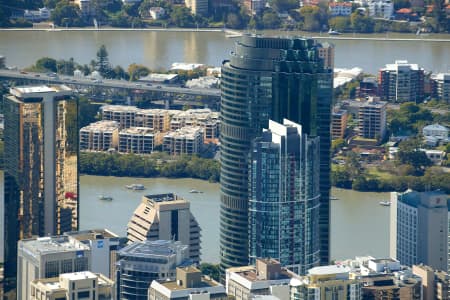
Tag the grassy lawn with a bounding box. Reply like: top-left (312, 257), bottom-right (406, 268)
top-left (365, 166), bottom-right (395, 180)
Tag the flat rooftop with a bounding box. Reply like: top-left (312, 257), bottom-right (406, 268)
top-left (144, 193), bottom-right (184, 203)
top-left (161, 277), bottom-right (219, 291)
top-left (9, 85), bottom-right (72, 99)
top-left (20, 236), bottom-right (89, 255)
top-left (308, 265), bottom-right (350, 276)
top-left (64, 229), bottom-right (118, 241)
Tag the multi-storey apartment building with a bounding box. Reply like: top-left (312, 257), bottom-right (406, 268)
top-left (119, 127), bottom-right (161, 154)
top-left (79, 121), bottom-right (120, 151)
top-left (127, 193), bottom-right (201, 264)
top-left (331, 109), bottom-right (348, 139)
top-left (390, 190), bottom-right (449, 272)
top-left (163, 126), bottom-right (203, 155)
top-left (135, 109), bottom-right (170, 131)
top-left (357, 97), bottom-right (387, 140)
top-left (412, 264), bottom-right (449, 300)
top-left (432, 73), bottom-right (450, 103)
top-left (101, 105), bottom-right (139, 129)
top-left (378, 60), bottom-right (424, 103)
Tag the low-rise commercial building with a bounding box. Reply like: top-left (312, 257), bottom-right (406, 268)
top-left (412, 264), bottom-right (449, 300)
top-left (30, 271), bottom-right (115, 300)
top-left (290, 265), bottom-right (361, 300)
top-left (64, 229), bottom-right (127, 279)
top-left (148, 267), bottom-right (226, 300)
top-left (163, 126), bottom-right (203, 155)
top-left (127, 193), bottom-right (201, 264)
top-left (17, 236), bottom-right (91, 300)
top-left (116, 240), bottom-right (191, 300)
top-left (226, 259), bottom-right (294, 300)
top-left (80, 121), bottom-right (120, 151)
top-left (338, 256), bottom-right (421, 300)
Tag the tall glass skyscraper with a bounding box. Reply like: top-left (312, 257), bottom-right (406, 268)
top-left (249, 119), bottom-right (320, 275)
top-left (2, 85), bottom-right (78, 285)
top-left (220, 35), bottom-right (333, 270)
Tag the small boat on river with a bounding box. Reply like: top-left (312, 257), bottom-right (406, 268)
top-left (98, 195), bottom-right (113, 201)
top-left (125, 184), bottom-right (145, 191)
top-left (379, 201), bottom-right (391, 206)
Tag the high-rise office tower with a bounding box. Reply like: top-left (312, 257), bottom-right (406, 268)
top-left (127, 193), bottom-right (201, 264)
top-left (249, 119), bottom-right (320, 275)
top-left (3, 85), bottom-right (78, 285)
top-left (220, 35), bottom-right (333, 270)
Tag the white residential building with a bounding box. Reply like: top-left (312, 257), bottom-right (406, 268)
top-left (390, 190), bottom-right (449, 272)
top-left (432, 73), bottom-right (450, 103)
top-left (329, 2), bottom-right (353, 16)
top-left (163, 126), bottom-right (203, 155)
top-left (368, 0), bottom-right (394, 19)
top-left (149, 7), bottom-right (166, 19)
top-left (423, 124), bottom-right (449, 143)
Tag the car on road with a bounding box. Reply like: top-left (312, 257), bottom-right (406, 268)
top-left (20, 71), bottom-right (28, 74)
top-left (34, 74), bottom-right (40, 77)
top-left (156, 85), bottom-right (162, 89)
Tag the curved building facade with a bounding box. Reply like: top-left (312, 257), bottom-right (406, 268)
top-left (220, 35), bottom-right (333, 270)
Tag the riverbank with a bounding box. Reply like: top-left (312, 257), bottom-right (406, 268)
top-left (2, 26), bottom-right (450, 42)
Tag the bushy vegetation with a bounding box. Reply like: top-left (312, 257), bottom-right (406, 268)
top-left (80, 152), bottom-right (220, 182)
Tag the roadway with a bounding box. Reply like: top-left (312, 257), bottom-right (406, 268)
top-left (0, 69), bottom-right (221, 98)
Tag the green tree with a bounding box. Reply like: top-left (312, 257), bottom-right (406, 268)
top-left (328, 16), bottom-right (351, 32)
top-left (261, 10), bottom-right (281, 29)
top-left (35, 57), bottom-right (57, 72)
top-left (170, 6), bottom-right (195, 27)
top-left (51, 0), bottom-right (83, 27)
top-left (57, 58), bottom-right (75, 75)
top-left (127, 63), bottom-right (150, 81)
top-left (226, 12), bottom-right (243, 29)
top-left (199, 263), bottom-right (220, 281)
top-left (299, 6), bottom-right (326, 31)
top-left (269, 0), bottom-right (298, 12)
top-left (96, 45), bottom-right (112, 78)
top-left (350, 11), bottom-right (374, 33)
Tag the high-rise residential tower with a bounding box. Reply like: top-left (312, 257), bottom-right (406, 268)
top-left (220, 35), bottom-right (333, 270)
top-left (249, 119), bottom-right (320, 275)
top-left (390, 189), bottom-right (449, 272)
top-left (3, 85), bottom-right (78, 285)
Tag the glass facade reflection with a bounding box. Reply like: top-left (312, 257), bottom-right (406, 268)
top-left (249, 120), bottom-right (320, 275)
top-left (3, 85), bottom-right (78, 284)
top-left (220, 35), bottom-right (333, 271)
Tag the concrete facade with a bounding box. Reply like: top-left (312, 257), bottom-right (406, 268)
top-left (127, 193), bottom-right (201, 263)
